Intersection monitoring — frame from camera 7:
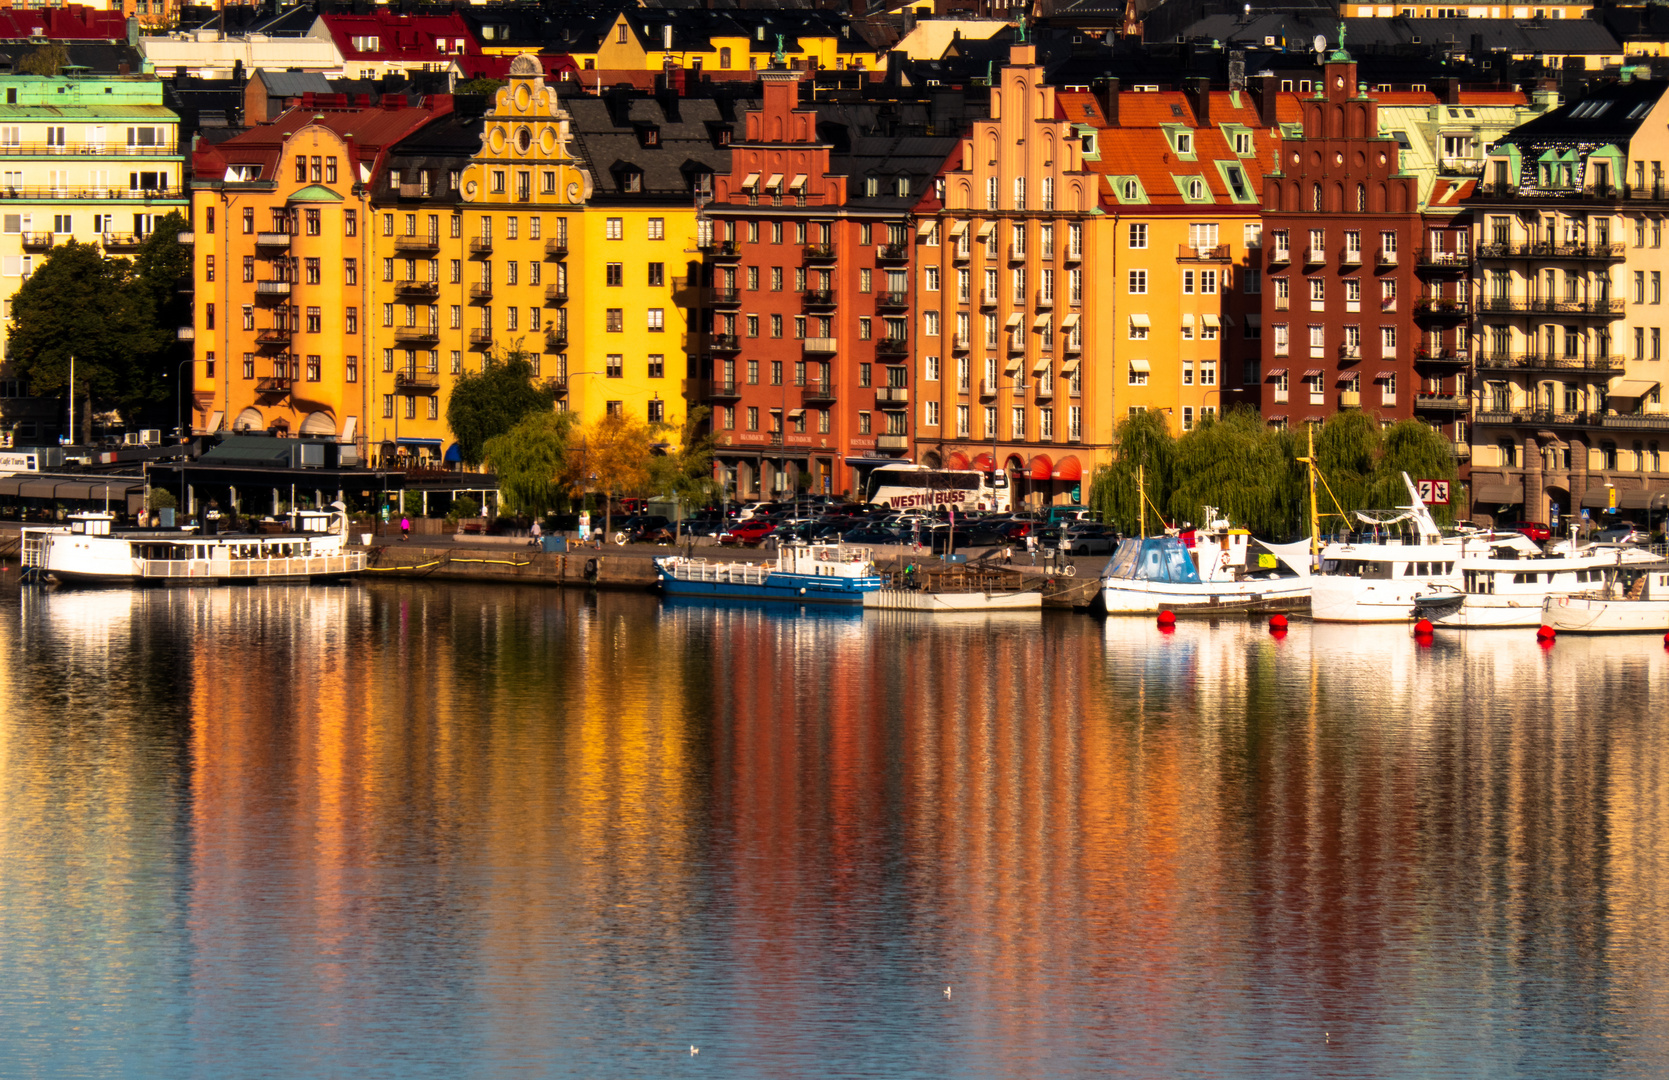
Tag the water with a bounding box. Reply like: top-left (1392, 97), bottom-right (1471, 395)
top-left (2, 582), bottom-right (1668, 1079)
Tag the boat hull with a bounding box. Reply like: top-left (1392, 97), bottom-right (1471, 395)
top-left (862, 588), bottom-right (1041, 612)
top-left (657, 571), bottom-right (880, 604)
top-left (1543, 595), bottom-right (1669, 633)
top-left (1310, 575), bottom-right (1444, 623)
top-left (1100, 579), bottom-right (1310, 615)
top-left (1428, 596), bottom-right (1568, 629)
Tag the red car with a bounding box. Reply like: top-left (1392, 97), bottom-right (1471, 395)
top-left (1505, 521), bottom-right (1551, 542)
top-left (717, 520), bottom-right (775, 547)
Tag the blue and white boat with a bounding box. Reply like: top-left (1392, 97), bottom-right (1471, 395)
top-left (655, 541), bottom-right (883, 604)
top-left (1099, 534), bottom-right (1310, 615)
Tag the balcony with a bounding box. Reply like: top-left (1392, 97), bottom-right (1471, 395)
top-left (20, 231), bottom-right (52, 250)
top-left (394, 371), bottom-right (440, 394)
top-left (708, 287), bottom-right (740, 307)
top-left (1415, 347), bottom-right (1470, 365)
top-left (710, 334), bottom-right (741, 352)
top-left (1476, 241), bottom-right (1625, 262)
top-left (1178, 244), bottom-right (1231, 261)
top-left (876, 434), bottom-right (910, 451)
top-left (1339, 345), bottom-right (1362, 360)
top-left (952, 334), bottom-right (971, 352)
top-left (1416, 393), bottom-right (1467, 411)
top-left (700, 239), bottom-right (740, 259)
top-left (544, 283), bottom-right (568, 304)
top-left (951, 244), bottom-right (971, 263)
top-left (1304, 246), bottom-right (1327, 264)
top-left (255, 280), bottom-right (292, 298)
top-left (803, 243), bottom-right (836, 262)
top-left (176, 326), bottom-right (195, 341)
top-left (255, 376), bottom-right (291, 396)
top-left (1340, 247), bottom-right (1363, 266)
top-left (802, 288), bottom-right (835, 308)
top-left (1478, 297), bottom-right (1625, 317)
top-left (708, 380), bottom-right (742, 399)
top-left (394, 279), bottom-right (437, 299)
top-left (176, 231), bottom-right (194, 245)
top-left (1034, 291), bottom-right (1054, 309)
top-left (101, 232), bottom-right (144, 251)
top-left (395, 325), bottom-right (441, 344)
top-left (1602, 413), bottom-right (1669, 431)
top-left (980, 289), bottom-right (999, 307)
top-left (468, 237), bottom-right (493, 255)
top-left (545, 237), bottom-right (569, 257)
top-left (875, 386), bottom-right (909, 405)
top-left (1339, 390), bottom-right (1361, 408)
top-left (395, 233), bottom-right (441, 253)
top-left (1008, 243), bottom-right (1027, 262)
top-left (804, 337), bottom-right (839, 354)
top-left (979, 379), bottom-right (999, 397)
top-left (1274, 296), bottom-right (1290, 311)
top-left (802, 381), bottom-right (837, 404)
top-left (1034, 380), bottom-right (1054, 401)
top-left (1475, 353), bottom-right (1624, 373)
top-left (875, 290), bottom-right (909, 309)
top-left (877, 243), bottom-right (908, 263)
top-left (1064, 335), bottom-right (1082, 354)
top-left (254, 231), bottom-right (291, 249)
top-left (1414, 297), bottom-right (1471, 318)
top-left (469, 282), bottom-right (493, 301)
top-left (544, 376), bottom-right (569, 396)
top-left (874, 337), bottom-right (907, 357)
top-left (1064, 245), bottom-right (1082, 264)
top-left (545, 327), bottom-right (568, 350)
top-left (255, 327), bottom-right (292, 345)
top-left (468, 328), bottom-right (493, 348)
top-left (1268, 246), bottom-right (1291, 265)
top-left (1376, 247), bottom-right (1399, 266)
top-left (1007, 336), bottom-right (1027, 354)
top-left (1416, 249), bottom-right (1473, 271)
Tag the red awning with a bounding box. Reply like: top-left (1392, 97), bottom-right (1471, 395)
top-left (971, 453), bottom-right (996, 473)
top-left (1028, 454), bottom-right (1053, 481)
top-left (1051, 455), bottom-right (1082, 482)
top-left (946, 451), bottom-right (971, 471)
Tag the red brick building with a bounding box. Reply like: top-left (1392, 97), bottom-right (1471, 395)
top-left (1258, 53), bottom-right (1472, 439)
top-left (702, 68), bottom-right (960, 499)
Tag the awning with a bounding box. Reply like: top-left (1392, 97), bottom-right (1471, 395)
top-left (342, 416), bottom-right (357, 444)
top-left (1061, 358), bottom-right (1081, 375)
top-left (1376, 370), bottom-right (1397, 379)
top-left (1266, 367), bottom-right (1286, 376)
top-left (1182, 314), bottom-right (1195, 327)
top-left (444, 442), bottom-right (462, 463)
top-left (1203, 313), bottom-right (1221, 328)
top-left (1004, 313), bottom-right (1023, 328)
top-left (741, 172), bottom-right (759, 189)
top-left (765, 173), bottom-right (783, 190)
top-left (1129, 313), bottom-right (1151, 328)
top-left (1609, 378), bottom-right (1660, 397)
top-left (1267, 414), bottom-right (1288, 422)
top-left (787, 408), bottom-right (805, 419)
top-left (1620, 488), bottom-right (1669, 509)
top-left (1303, 368), bottom-right (1322, 377)
top-left (1246, 314), bottom-right (1261, 327)
top-left (1032, 314), bottom-right (1051, 329)
top-left (1580, 487), bottom-right (1616, 509)
top-left (1032, 357), bottom-right (1051, 373)
top-left (976, 221), bottom-right (996, 239)
top-left (917, 220), bottom-right (937, 236)
top-left (946, 450), bottom-right (971, 470)
top-left (1027, 454), bottom-right (1053, 481)
top-left (202, 409), bottom-right (224, 435)
top-left (397, 437), bottom-right (442, 448)
top-left (789, 174), bottom-right (807, 191)
top-left (971, 452), bottom-right (995, 473)
top-left (1060, 313), bottom-right (1080, 330)
top-left (1129, 358), bottom-right (1152, 373)
top-left (299, 411), bottom-right (335, 436)
top-left (1476, 479), bottom-right (1527, 505)
top-left (1004, 357), bottom-right (1023, 373)
top-left (948, 220), bottom-right (968, 238)
top-left (1052, 455), bottom-right (1082, 482)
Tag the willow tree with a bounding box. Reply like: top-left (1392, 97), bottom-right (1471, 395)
top-left (1089, 409), bottom-right (1176, 536)
top-left (483, 410), bottom-right (578, 518)
top-left (1371, 420), bottom-right (1460, 524)
top-left (1168, 407), bottom-right (1294, 536)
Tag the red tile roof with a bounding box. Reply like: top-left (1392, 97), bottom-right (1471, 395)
top-left (0, 4), bottom-right (127, 40)
top-left (317, 11), bottom-right (481, 63)
top-left (192, 96), bottom-right (454, 187)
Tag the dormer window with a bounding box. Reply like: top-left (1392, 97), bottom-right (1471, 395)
top-left (864, 176), bottom-right (878, 197)
top-left (1174, 132), bottom-right (1193, 155)
top-left (622, 169), bottom-right (643, 194)
top-left (638, 126), bottom-right (659, 148)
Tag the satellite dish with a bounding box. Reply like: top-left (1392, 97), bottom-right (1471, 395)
top-left (1314, 34), bottom-right (1327, 53)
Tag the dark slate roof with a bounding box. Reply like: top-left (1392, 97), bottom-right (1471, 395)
top-left (1492, 77), bottom-right (1667, 146)
top-left (257, 71), bottom-right (332, 98)
top-left (815, 101), bottom-right (965, 212)
top-left (618, 6), bottom-right (863, 55)
top-left (1180, 13), bottom-right (1622, 54)
top-left (565, 93), bottom-right (752, 202)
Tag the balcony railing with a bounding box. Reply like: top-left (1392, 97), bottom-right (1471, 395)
top-left (20, 231), bottom-right (52, 250)
top-left (952, 334), bottom-right (971, 351)
top-left (1376, 247), bottom-right (1399, 265)
top-left (254, 376), bottom-right (291, 395)
top-left (1414, 297), bottom-right (1471, 317)
top-left (545, 328), bottom-right (568, 349)
top-left (254, 231), bottom-right (291, 248)
top-left (468, 328), bottom-right (493, 347)
top-left (1476, 241), bottom-right (1624, 261)
top-left (877, 243), bottom-right (908, 262)
top-left (101, 232), bottom-right (145, 251)
top-left (876, 434), bottom-right (910, 450)
top-left (803, 243), bottom-right (836, 261)
top-left (709, 287), bottom-right (740, 306)
top-left (468, 237), bottom-right (493, 255)
top-left (874, 337), bottom-right (907, 356)
top-left (1339, 390), bottom-right (1361, 408)
top-left (1064, 244), bottom-right (1082, 263)
top-left (876, 290), bottom-right (909, 309)
top-left (1340, 247), bottom-right (1363, 266)
top-left (874, 386), bottom-right (909, 405)
top-left (980, 289), bottom-right (999, 307)
top-left (802, 288), bottom-right (835, 307)
top-left (1415, 393), bottom-right (1466, 411)
top-left (394, 280), bottom-right (438, 298)
top-left (394, 234), bottom-right (441, 253)
top-left (1339, 345), bottom-right (1362, 360)
top-left (708, 380), bottom-right (742, 399)
top-left (255, 280), bottom-right (292, 297)
top-left (710, 334), bottom-right (741, 351)
top-left (1602, 413), bottom-right (1669, 430)
top-left (1416, 249), bottom-right (1473, 270)
top-left (176, 326), bottom-right (195, 341)
top-left (1478, 297), bottom-right (1625, 316)
top-left (545, 284), bottom-right (568, 304)
top-left (545, 238), bottom-right (569, 257)
top-left (394, 326), bottom-right (440, 343)
top-left (804, 337), bottom-right (840, 354)
top-left (1475, 353), bottom-right (1624, 372)
top-left (1178, 244), bottom-right (1231, 261)
top-left (700, 239), bottom-right (740, 258)
top-left (395, 371), bottom-right (440, 394)
top-left (1305, 246), bottom-right (1327, 264)
top-left (469, 282), bottom-right (493, 300)
top-left (979, 379), bottom-right (999, 397)
top-left (801, 381), bottom-right (837, 403)
top-left (255, 327), bottom-right (293, 344)
top-left (1415, 348), bottom-right (1470, 364)
top-left (1268, 246), bottom-right (1291, 264)
top-left (544, 376), bottom-right (569, 396)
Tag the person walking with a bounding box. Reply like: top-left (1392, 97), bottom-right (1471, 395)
top-left (530, 519), bottom-right (542, 548)
top-left (400, 515), bottom-right (411, 542)
top-left (1025, 531), bottom-right (1037, 564)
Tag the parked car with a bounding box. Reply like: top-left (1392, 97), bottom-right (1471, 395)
top-left (717, 519), bottom-right (776, 547)
top-left (1505, 521), bottom-right (1551, 543)
top-left (1060, 524), bottom-right (1118, 555)
top-left (613, 515), bottom-right (672, 545)
top-left (841, 525), bottom-right (903, 545)
top-left (1594, 524), bottom-right (1643, 544)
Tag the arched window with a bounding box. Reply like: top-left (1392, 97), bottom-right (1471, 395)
top-left (1123, 179), bottom-right (1139, 200)
top-left (1188, 178), bottom-right (1204, 200)
top-left (1357, 184), bottom-right (1367, 211)
top-left (1312, 183), bottom-right (1323, 211)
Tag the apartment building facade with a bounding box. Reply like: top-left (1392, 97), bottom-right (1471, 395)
top-left (914, 44), bottom-right (1101, 506)
top-left (1466, 78), bottom-right (1669, 524)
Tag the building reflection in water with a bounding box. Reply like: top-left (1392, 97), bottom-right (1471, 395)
top-left (1, 586), bottom-right (1667, 1075)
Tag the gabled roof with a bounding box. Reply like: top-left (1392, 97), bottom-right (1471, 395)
top-left (193, 96), bottom-right (454, 189)
top-left (565, 93), bottom-right (752, 202)
top-left (316, 11), bottom-right (480, 62)
top-left (1492, 78), bottom-right (1667, 146)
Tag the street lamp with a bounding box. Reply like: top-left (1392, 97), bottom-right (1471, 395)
top-left (172, 359), bottom-right (193, 444)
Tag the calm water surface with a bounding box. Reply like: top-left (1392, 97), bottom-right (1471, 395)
top-left (2, 582), bottom-right (1667, 1078)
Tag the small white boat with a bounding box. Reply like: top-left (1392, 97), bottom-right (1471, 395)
top-left (1411, 542), bottom-right (1661, 628)
top-left (21, 504), bottom-right (364, 587)
top-left (1099, 532), bottom-right (1310, 615)
top-left (1542, 563), bottom-right (1669, 633)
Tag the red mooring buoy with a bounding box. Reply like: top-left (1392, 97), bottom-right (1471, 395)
top-left (1537, 624), bottom-right (1557, 641)
top-left (1269, 613), bottom-right (1289, 631)
top-left (1414, 618), bottom-right (1433, 635)
top-left (1157, 609), bottom-right (1177, 628)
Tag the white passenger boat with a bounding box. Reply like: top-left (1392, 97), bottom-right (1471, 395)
top-left (1542, 562), bottom-right (1669, 633)
top-left (1412, 542), bottom-right (1661, 628)
top-left (21, 504), bottom-right (365, 587)
top-left (1098, 532), bottom-right (1310, 615)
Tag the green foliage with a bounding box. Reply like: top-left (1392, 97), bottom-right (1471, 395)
top-left (17, 45), bottom-right (68, 76)
top-left (445, 345), bottom-right (555, 465)
top-left (578, 410), bottom-right (656, 537)
top-left (1089, 409), bottom-right (1176, 536)
top-left (1369, 419), bottom-right (1460, 524)
top-left (1167, 407), bottom-right (1301, 536)
top-left (448, 494), bottom-right (480, 522)
top-left (401, 490), bottom-right (424, 516)
top-left (146, 488), bottom-right (178, 511)
top-left (484, 410), bottom-right (578, 518)
top-left (648, 406), bottom-right (718, 528)
top-left (454, 77), bottom-right (506, 98)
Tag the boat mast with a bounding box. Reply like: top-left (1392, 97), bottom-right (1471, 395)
top-left (1138, 463), bottom-right (1145, 541)
top-left (1296, 426), bottom-right (1320, 565)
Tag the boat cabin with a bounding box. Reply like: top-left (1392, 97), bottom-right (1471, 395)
top-left (1103, 537), bottom-right (1203, 584)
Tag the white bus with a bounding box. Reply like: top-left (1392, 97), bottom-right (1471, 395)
top-left (861, 463), bottom-right (1011, 513)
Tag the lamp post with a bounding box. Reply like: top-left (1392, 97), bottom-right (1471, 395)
top-left (172, 359), bottom-right (193, 444)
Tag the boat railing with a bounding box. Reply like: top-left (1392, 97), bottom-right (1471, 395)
top-left (140, 553), bottom-right (366, 579)
top-left (664, 559), bottom-right (772, 586)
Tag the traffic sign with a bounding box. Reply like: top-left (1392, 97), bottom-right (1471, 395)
top-left (1415, 479), bottom-right (1451, 505)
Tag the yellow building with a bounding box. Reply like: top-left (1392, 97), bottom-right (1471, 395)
top-left (575, 8), bottom-right (878, 79)
top-left (189, 98), bottom-right (452, 459)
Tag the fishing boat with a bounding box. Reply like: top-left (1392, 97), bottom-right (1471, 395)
top-left (1410, 541), bottom-right (1661, 628)
top-left (655, 540), bottom-right (883, 604)
top-left (1099, 531), bottom-right (1311, 615)
top-left (862, 563), bottom-right (1041, 612)
top-left (1542, 562), bottom-right (1669, 633)
top-left (20, 504), bottom-right (364, 587)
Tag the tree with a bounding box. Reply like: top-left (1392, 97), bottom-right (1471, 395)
top-left (127, 211), bottom-right (195, 430)
top-left (6, 240), bottom-right (151, 439)
top-left (1089, 409), bottom-right (1176, 537)
top-left (17, 45), bottom-right (68, 77)
top-left (484, 410), bottom-right (578, 518)
top-left (1168, 407), bottom-right (1296, 537)
top-left (445, 345), bottom-right (555, 465)
top-left (648, 406), bottom-right (717, 540)
top-left (579, 410), bottom-right (655, 540)
top-left (454, 77), bottom-right (506, 99)
top-left (1371, 419), bottom-right (1460, 524)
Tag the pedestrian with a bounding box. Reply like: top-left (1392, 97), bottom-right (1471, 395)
top-left (530, 519), bottom-right (542, 547)
top-left (1003, 545), bottom-right (1013, 565)
top-left (400, 515), bottom-right (411, 541)
top-left (1026, 531), bottom-right (1037, 564)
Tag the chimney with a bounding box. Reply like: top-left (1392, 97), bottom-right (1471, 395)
top-left (1094, 76), bottom-right (1119, 126)
top-left (1255, 74), bottom-right (1279, 128)
top-left (118, 60), bottom-right (130, 76)
top-left (1186, 76), bottom-right (1210, 126)
top-left (1444, 77), bottom-right (1462, 105)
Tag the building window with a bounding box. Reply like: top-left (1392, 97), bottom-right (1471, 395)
top-left (1128, 270), bottom-right (1147, 294)
top-left (606, 354), bottom-right (623, 378)
top-left (606, 309), bottom-right (623, 332)
top-left (606, 218), bottom-right (623, 240)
